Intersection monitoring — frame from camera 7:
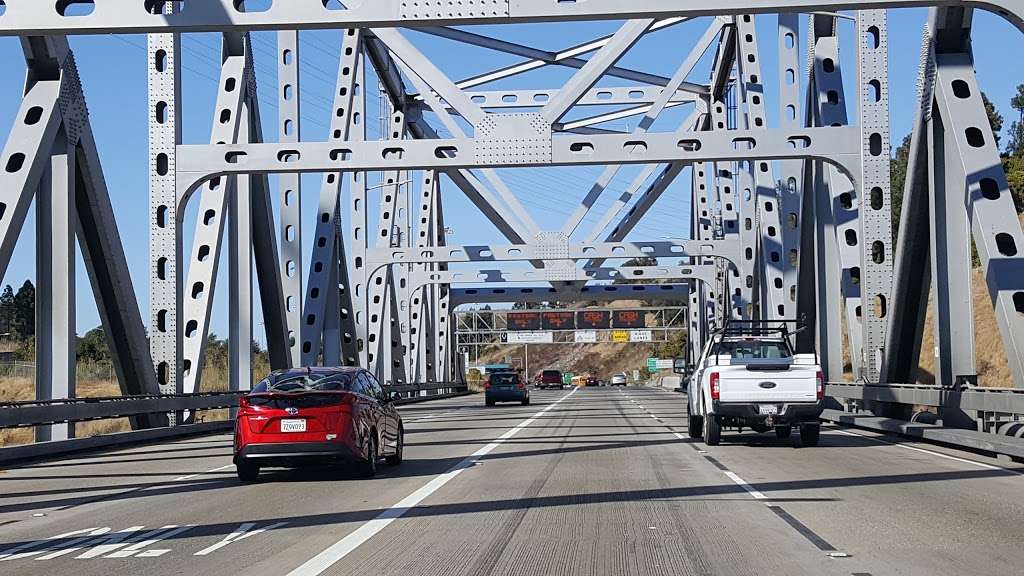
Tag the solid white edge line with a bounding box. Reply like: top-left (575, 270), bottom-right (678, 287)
top-left (829, 428), bottom-right (1016, 472)
top-left (284, 387), bottom-right (579, 576)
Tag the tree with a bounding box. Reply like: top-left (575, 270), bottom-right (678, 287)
top-left (983, 92), bottom-right (1004, 149)
top-left (889, 133), bottom-right (913, 245)
top-left (1008, 85), bottom-right (1024, 158)
top-left (77, 326), bottom-right (111, 363)
top-left (0, 285), bottom-right (14, 335)
top-left (12, 280), bottom-right (34, 338)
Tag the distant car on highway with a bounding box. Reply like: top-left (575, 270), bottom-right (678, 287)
top-left (233, 367), bottom-right (403, 482)
top-left (486, 371), bottom-right (530, 406)
top-left (610, 373), bottom-right (628, 386)
top-left (585, 376), bottom-right (599, 387)
top-left (537, 369), bottom-right (565, 389)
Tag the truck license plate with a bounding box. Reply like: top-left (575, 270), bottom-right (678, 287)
top-left (758, 405), bottom-right (779, 416)
top-left (281, 419), bottom-right (306, 433)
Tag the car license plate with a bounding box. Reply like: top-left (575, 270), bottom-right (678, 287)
top-left (280, 419), bottom-right (306, 433)
top-left (758, 404), bottom-right (779, 416)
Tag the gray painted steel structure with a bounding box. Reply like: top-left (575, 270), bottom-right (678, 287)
top-left (0, 2), bottom-right (1022, 440)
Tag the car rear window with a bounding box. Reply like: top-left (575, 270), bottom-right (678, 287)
top-left (716, 340), bottom-right (792, 359)
top-left (252, 373), bottom-right (354, 394)
top-left (542, 370), bottom-right (561, 378)
top-left (490, 373), bottom-right (519, 385)
top-left (246, 393), bottom-right (349, 408)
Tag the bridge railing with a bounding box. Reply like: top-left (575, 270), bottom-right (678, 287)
top-left (825, 382), bottom-right (1024, 415)
top-left (0, 384), bottom-right (470, 430)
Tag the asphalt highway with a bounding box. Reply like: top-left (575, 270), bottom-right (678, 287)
top-left (1, 385), bottom-right (1022, 575)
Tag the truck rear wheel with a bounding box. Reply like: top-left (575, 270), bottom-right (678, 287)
top-left (775, 426), bottom-right (792, 440)
top-left (687, 413), bottom-right (703, 439)
top-left (799, 423), bottom-right (820, 447)
top-left (703, 413), bottom-right (721, 446)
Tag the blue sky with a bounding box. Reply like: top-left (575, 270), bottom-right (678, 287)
top-left (0, 10), bottom-right (1020, 346)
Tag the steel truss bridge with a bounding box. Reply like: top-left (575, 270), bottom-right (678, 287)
top-left (1, 2), bottom-right (1024, 574)
top-left (0, 0), bottom-right (1020, 490)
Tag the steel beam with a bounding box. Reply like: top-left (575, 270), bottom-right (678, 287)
top-left (278, 30), bottom-right (302, 367)
top-left (450, 284), bottom-right (693, 307)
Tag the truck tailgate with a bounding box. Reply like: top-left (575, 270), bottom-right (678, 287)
top-left (718, 363), bottom-right (818, 403)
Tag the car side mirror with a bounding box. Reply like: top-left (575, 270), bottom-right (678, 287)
top-left (385, 392), bottom-right (401, 403)
top-left (673, 358), bottom-right (688, 375)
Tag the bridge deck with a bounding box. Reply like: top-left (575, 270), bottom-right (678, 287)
top-left (1, 387), bottom-right (1022, 575)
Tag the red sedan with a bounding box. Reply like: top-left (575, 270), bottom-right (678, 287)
top-left (233, 367), bottom-right (403, 482)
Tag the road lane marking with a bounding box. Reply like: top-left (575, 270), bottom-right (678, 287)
top-left (173, 464), bottom-right (234, 482)
top-left (285, 387), bottom-right (579, 576)
top-left (830, 428), bottom-right (1020, 473)
top-left (194, 522), bottom-right (289, 556)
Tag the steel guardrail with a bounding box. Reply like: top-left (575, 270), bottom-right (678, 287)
top-left (826, 382), bottom-right (1024, 415)
top-left (0, 385), bottom-right (471, 428)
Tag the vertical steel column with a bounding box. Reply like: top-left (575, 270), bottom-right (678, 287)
top-left (148, 9), bottom-right (182, 403)
top-left (229, 102), bottom-right (253, 393)
top-left (278, 30), bottom-right (302, 367)
top-left (433, 186), bottom-right (451, 382)
top-left (348, 50), bottom-right (369, 367)
top-left (36, 129), bottom-right (75, 442)
top-left (412, 170), bottom-right (438, 383)
top-left (777, 13), bottom-right (804, 326)
top-left (857, 11), bottom-right (895, 383)
top-left (735, 14), bottom-right (786, 320)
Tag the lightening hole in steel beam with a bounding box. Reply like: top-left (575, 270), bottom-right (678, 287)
top-left (979, 178), bottom-right (1001, 200)
top-left (845, 229), bottom-right (858, 246)
top-left (774, 277), bottom-right (783, 288)
top-left (219, 108), bottom-right (232, 124)
top-left (383, 147), bottom-right (406, 160)
top-left (732, 137), bottom-right (756, 150)
top-left (839, 192), bottom-right (853, 210)
top-left (952, 79), bottom-right (971, 99)
top-left (330, 148), bottom-right (351, 161)
top-left (284, 120), bottom-right (294, 136)
top-left (786, 69), bottom-right (795, 85)
top-left (503, 94), bottom-right (519, 103)
top-left (746, 276), bottom-right (754, 288)
top-left (185, 320), bottom-right (198, 338)
top-left (873, 294), bottom-right (887, 318)
top-left (314, 262), bottom-right (323, 273)
top-left (321, 211), bottom-right (331, 223)
top-left (156, 310), bottom-right (168, 333)
top-left (278, 150), bottom-right (299, 162)
top-left (768, 226), bottom-right (777, 237)
top-left (866, 26), bottom-right (880, 49)
top-left (198, 244), bottom-right (210, 262)
top-left (1013, 292), bottom-right (1024, 315)
top-left (823, 58), bottom-right (835, 73)
top-left (868, 79), bottom-right (881, 102)
top-left (745, 247), bottom-right (753, 260)
top-left (203, 209), bottom-right (216, 226)
top-left (157, 362), bottom-right (168, 385)
top-left (286, 296), bottom-right (294, 313)
top-left (856, 305), bottom-right (863, 318)
top-left (996, 233), bottom-right (1018, 256)
top-left (872, 241), bottom-right (886, 263)
top-left (234, 0), bottom-right (272, 12)
top-left (282, 49), bottom-right (293, 65)
top-left (155, 101), bottom-right (168, 124)
top-left (678, 139), bottom-right (701, 151)
top-left (312, 287), bottom-right (320, 299)
top-left (849, 266), bottom-right (861, 285)
top-left (56, 1), bottom-right (95, 16)
top-left (287, 260), bottom-right (297, 278)
top-left (154, 49), bottom-right (167, 72)
top-left (870, 187), bottom-right (884, 210)
top-left (826, 90), bottom-right (839, 105)
top-left (156, 205), bottom-right (168, 228)
top-left (869, 133), bottom-right (883, 155)
top-left (570, 142), bottom-right (595, 155)
top-left (787, 135), bottom-right (810, 149)
top-left (317, 236), bottom-right (327, 247)
top-left (302, 342), bottom-right (312, 354)
top-left (24, 106), bottom-right (44, 125)
top-left (225, 151), bottom-right (247, 164)
top-left (209, 177), bottom-right (221, 190)
top-left (157, 257), bottom-right (167, 280)
top-left (965, 127), bottom-right (985, 148)
top-left (624, 141), bottom-right (648, 155)
top-left (191, 282), bottom-right (204, 300)
top-left (306, 314), bottom-right (315, 326)
top-left (534, 93), bottom-right (550, 102)
top-left (154, 153), bottom-right (167, 176)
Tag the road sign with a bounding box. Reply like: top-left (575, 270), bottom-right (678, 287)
top-left (613, 310), bottom-right (645, 328)
top-left (575, 330), bottom-right (597, 343)
top-left (507, 312), bottom-right (541, 330)
top-left (507, 331), bottom-right (553, 344)
top-left (656, 359), bottom-right (674, 369)
top-left (576, 310), bottom-right (611, 330)
top-left (541, 311), bottom-right (575, 330)
top-left (630, 330), bottom-right (653, 342)
top-left (647, 358), bottom-right (658, 371)
top-left (612, 330), bottom-right (629, 343)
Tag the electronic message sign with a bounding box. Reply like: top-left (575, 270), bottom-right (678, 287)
top-left (506, 312), bottom-right (541, 331)
top-left (576, 310), bottom-right (612, 330)
top-left (541, 311), bottom-right (575, 330)
top-left (612, 310), bottom-right (645, 329)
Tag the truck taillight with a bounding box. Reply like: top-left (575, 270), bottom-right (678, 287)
top-left (816, 371), bottom-right (825, 400)
top-left (709, 371), bottom-right (720, 401)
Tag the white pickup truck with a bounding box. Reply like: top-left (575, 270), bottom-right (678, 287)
top-left (686, 325), bottom-right (824, 447)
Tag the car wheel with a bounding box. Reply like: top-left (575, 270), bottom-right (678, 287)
top-left (360, 435), bottom-right (378, 477)
top-left (236, 461), bottom-right (260, 482)
top-left (799, 423), bottom-right (820, 447)
top-left (703, 412), bottom-right (721, 446)
top-left (687, 413), bottom-right (703, 439)
top-left (775, 426), bottom-right (792, 440)
top-left (521, 397), bottom-right (530, 406)
top-left (386, 427), bottom-right (403, 466)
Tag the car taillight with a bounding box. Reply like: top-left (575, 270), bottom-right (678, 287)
top-left (485, 382), bottom-right (492, 389)
top-left (816, 371), bottom-right (825, 400)
top-left (709, 371), bottom-right (720, 401)
top-left (237, 396), bottom-right (251, 415)
top-left (517, 382), bottom-right (525, 389)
